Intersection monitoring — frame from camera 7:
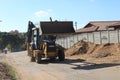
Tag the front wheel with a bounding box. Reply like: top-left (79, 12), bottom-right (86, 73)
top-left (31, 56), bottom-right (35, 62)
top-left (58, 50), bottom-right (65, 61)
top-left (35, 52), bottom-right (41, 63)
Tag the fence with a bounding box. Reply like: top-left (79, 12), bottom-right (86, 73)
top-left (56, 30), bottom-right (120, 48)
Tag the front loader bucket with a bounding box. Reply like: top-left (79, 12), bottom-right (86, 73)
top-left (40, 21), bottom-right (75, 35)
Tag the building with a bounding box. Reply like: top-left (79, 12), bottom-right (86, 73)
top-left (76, 21), bottom-right (120, 33)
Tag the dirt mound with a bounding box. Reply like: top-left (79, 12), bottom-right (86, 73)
top-left (65, 40), bottom-right (97, 56)
top-left (92, 43), bottom-right (120, 58)
top-left (65, 41), bottom-right (120, 63)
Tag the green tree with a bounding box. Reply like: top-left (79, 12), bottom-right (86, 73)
top-left (0, 31), bottom-right (26, 51)
top-left (21, 44), bottom-right (26, 50)
top-left (6, 44), bottom-right (12, 51)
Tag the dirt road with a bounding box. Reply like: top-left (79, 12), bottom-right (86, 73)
top-left (1, 51), bottom-right (120, 80)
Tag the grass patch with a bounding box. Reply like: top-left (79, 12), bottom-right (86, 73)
top-left (0, 62), bottom-right (18, 80)
top-left (7, 64), bottom-right (18, 80)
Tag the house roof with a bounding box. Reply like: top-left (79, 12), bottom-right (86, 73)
top-left (109, 22), bottom-right (120, 27)
top-left (76, 26), bottom-right (99, 32)
top-left (76, 21), bottom-right (120, 33)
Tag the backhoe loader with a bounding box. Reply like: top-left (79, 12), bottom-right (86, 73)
top-left (26, 20), bottom-right (75, 63)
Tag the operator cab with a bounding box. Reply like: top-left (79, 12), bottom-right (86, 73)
top-left (31, 28), bottom-right (40, 50)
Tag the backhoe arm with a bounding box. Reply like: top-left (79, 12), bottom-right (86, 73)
top-left (26, 21), bottom-right (36, 56)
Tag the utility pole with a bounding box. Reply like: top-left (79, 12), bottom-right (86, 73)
top-left (75, 22), bottom-right (77, 30)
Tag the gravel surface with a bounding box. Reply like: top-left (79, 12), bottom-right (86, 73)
top-left (0, 51), bottom-right (119, 80)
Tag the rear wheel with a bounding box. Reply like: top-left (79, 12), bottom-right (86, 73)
top-left (58, 50), bottom-right (65, 61)
top-left (35, 52), bottom-right (41, 63)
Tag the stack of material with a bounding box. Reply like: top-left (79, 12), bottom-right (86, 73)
top-left (65, 40), bottom-right (120, 63)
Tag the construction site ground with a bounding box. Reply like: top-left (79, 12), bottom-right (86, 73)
top-left (0, 41), bottom-right (120, 80)
top-left (65, 40), bottom-right (120, 64)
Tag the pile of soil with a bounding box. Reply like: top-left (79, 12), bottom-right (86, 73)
top-left (65, 40), bottom-right (97, 56)
top-left (0, 63), bottom-right (13, 80)
top-left (65, 40), bottom-right (120, 63)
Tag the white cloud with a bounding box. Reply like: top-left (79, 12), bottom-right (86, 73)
top-left (35, 10), bottom-right (49, 17)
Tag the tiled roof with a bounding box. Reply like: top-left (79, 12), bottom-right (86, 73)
top-left (85, 21), bottom-right (120, 28)
top-left (109, 22), bottom-right (120, 27)
top-left (76, 21), bottom-right (120, 33)
top-left (76, 26), bottom-right (98, 32)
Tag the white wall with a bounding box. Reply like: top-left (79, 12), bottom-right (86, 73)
top-left (56, 30), bottom-right (120, 48)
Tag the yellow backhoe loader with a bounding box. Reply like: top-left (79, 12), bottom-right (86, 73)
top-left (26, 20), bottom-right (75, 63)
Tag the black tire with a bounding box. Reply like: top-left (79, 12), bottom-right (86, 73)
top-left (31, 56), bottom-right (35, 62)
top-left (58, 50), bottom-right (65, 61)
top-left (35, 52), bottom-right (41, 63)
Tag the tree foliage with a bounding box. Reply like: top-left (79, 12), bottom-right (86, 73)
top-left (0, 30), bottom-right (26, 52)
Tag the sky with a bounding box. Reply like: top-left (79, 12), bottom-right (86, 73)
top-left (0, 0), bottom-right (120, 32)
